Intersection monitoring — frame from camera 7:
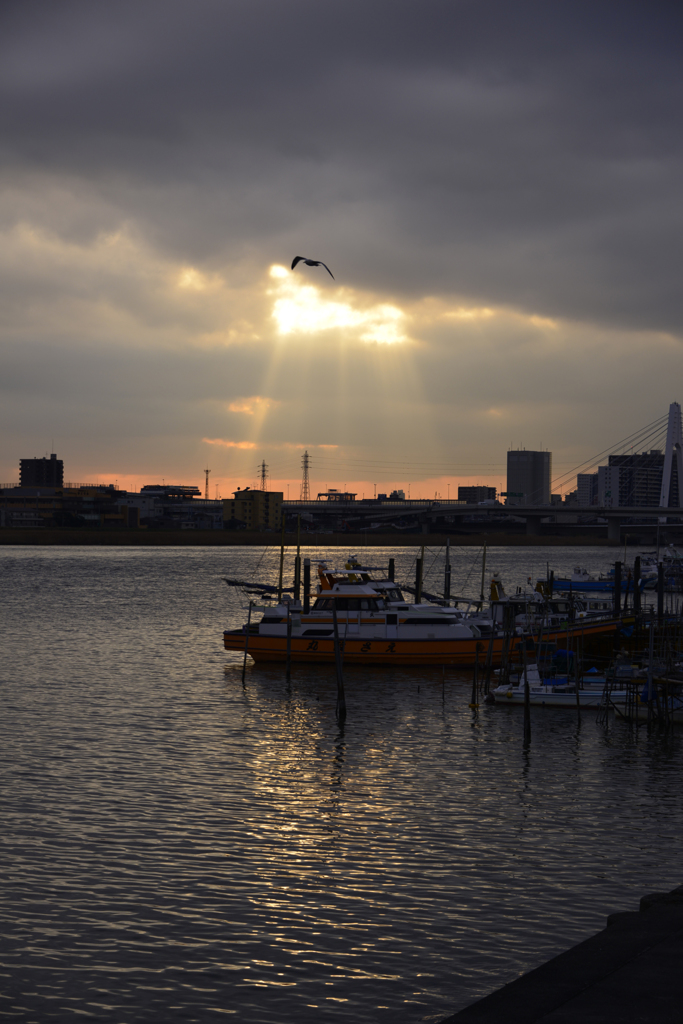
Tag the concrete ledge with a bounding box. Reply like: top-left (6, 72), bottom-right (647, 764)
top-left (441, 885), bottom-right (683, 1024)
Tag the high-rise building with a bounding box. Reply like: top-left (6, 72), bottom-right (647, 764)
top-left (506, 450), bottom-right (551, 505)
top-left (597, 452), bottom-right (664, 507)
top-left (577, 473), bottom-right (598, 506)
top-left (224, 488), bottom-right (283, 530)
top-left (20, 453), bottom-right (64, 488)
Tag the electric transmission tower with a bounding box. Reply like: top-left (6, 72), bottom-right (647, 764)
top-left (258, 460), bottom-right (269, 491)
top-left (300, 450), bottom-right (311, 500)
top-left (204, 467), bottom-right (211, 499)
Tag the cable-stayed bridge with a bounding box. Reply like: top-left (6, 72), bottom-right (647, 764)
top-left (284, 403), bottom-right (683, 542)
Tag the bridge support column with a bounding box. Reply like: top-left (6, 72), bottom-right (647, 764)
top-left (607, 517), bottom-right (621, 544)
top-left (525, 515), bottom-right (543, 536)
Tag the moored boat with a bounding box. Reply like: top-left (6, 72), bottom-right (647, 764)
top-left (488, 663), bottom-right (630, 708)
top-left (223, 565), bottom-right (630, 668)
top-left (539, 567), bottom-right (648, 594)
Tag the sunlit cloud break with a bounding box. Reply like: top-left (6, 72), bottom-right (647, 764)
top-left (228, 396), bottom-right (277, 415)
top-left (269, 265), bottom-right (407, 344)
top-left (203, 438), bottom-right (257, 449)
top-left (176, 266), bottom-right (223, 292)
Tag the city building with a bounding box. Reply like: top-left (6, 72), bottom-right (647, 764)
top-left (224, 488), bottom-right (283, 530)
top-left (458, 486), bottom-right (497, 504)
top-left (505, 450), bottom-right (551, 505)
top-left (317, 489), bottom-right (357, 502)
top-left (0, 482), bottom-right (128, 528)
top-left (20, 453), bottom-right (64, 488)
top-left (577, 473), bottom-right (599, 506)
top-left (597, 466), bottom-right (621, 508)
top-left (0, 467), bottom-right (231, 530)
top-left (597, 452), bottom-right (664, 507)
top-left (140, 485), bottom-right (201, 498)
top-left (377, 490), bottom-right (406, 501)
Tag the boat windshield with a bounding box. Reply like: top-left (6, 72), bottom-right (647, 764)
top-left (313, 597), bottom-right (380, 611)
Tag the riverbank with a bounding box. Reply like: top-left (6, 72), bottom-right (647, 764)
top-left (0, 528), bottom-right (616, 546)
top-left (441, 884), bottom-right (683, 1023)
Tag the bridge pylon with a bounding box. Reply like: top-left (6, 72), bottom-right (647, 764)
top-left (660, 401), bottom-right (683, 508)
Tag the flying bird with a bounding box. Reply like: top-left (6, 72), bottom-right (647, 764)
top-left (291, 256), bottom-right (334, 279)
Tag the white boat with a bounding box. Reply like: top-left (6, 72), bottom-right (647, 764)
top-left (224, 562), bottom-right (629, 668)
top-left (489, 664), bottom-right (631, 708)
top-left (224, 565), bottom-right (491, 666)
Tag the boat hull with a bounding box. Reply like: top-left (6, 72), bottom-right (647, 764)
top-left (550, 579), bottom-right (647, 593)
top-left (223, 617), bottom-right (627, 667)
top-left (491, 687), bottom-right (627, 708)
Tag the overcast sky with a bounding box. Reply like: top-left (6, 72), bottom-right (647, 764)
top-left (1, 0), bottom-right (682, 497)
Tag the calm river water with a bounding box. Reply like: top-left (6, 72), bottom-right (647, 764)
top-left (2, 544), bottom-right (682, 1023)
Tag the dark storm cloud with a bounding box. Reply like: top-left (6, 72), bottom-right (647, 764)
top-left (1, 0), bottom-right (682, 332)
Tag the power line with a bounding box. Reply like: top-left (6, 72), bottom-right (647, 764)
top-left (313, 458), bottom-right (505, 471)
top-left (551, 414), bottom-right (668, 492)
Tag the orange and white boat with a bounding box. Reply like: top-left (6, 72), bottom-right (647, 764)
top-left (223, 566), bottom-right (625, 667)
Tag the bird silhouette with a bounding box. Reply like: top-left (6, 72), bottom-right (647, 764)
top-left (291, 256), bottom-right (334, 279)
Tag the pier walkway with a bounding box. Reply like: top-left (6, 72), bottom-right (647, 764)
top-left (441, 884), bottom-right (683, 1023)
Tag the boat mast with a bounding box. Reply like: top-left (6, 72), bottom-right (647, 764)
top-left (277, 512), bottom-right (286, 602)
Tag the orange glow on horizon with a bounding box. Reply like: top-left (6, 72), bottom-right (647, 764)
top-left (88, 473), bottom-right (505, 502)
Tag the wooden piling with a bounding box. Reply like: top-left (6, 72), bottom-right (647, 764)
top-left (523, 643), bottom-right (531, 747)
top-left (573, 634), bottom-right (581, 722)
top-left (646, 619), bottom-right (654, 727)
top-left (332, 603), bottom-right (346, 722)
top-left (470, 642), bottom-right (481, 708)
top-left (633, 556), bottom-right (641, 617)
top-left (483, 631), bottom-right (495, 695)
top-left (613, 561), bottom-right (621, 619)
top-left (303, 558), bottom-right (311, 614)
top-left (293, 516), bottom-right (301, 604)
top-left (277, 513), bottom-right (285, 602)
top-left (242, 601), bottom-right (252, 685)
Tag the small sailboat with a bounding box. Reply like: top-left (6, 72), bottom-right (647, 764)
top-left (488, 662), bottom-right (632, 709)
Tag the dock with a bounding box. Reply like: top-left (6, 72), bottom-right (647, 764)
top-left (440, 884), bottom-right (683, 1023)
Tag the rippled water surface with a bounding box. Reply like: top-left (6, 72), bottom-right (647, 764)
top-left (2, 545), bottom-right (682, 1023)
